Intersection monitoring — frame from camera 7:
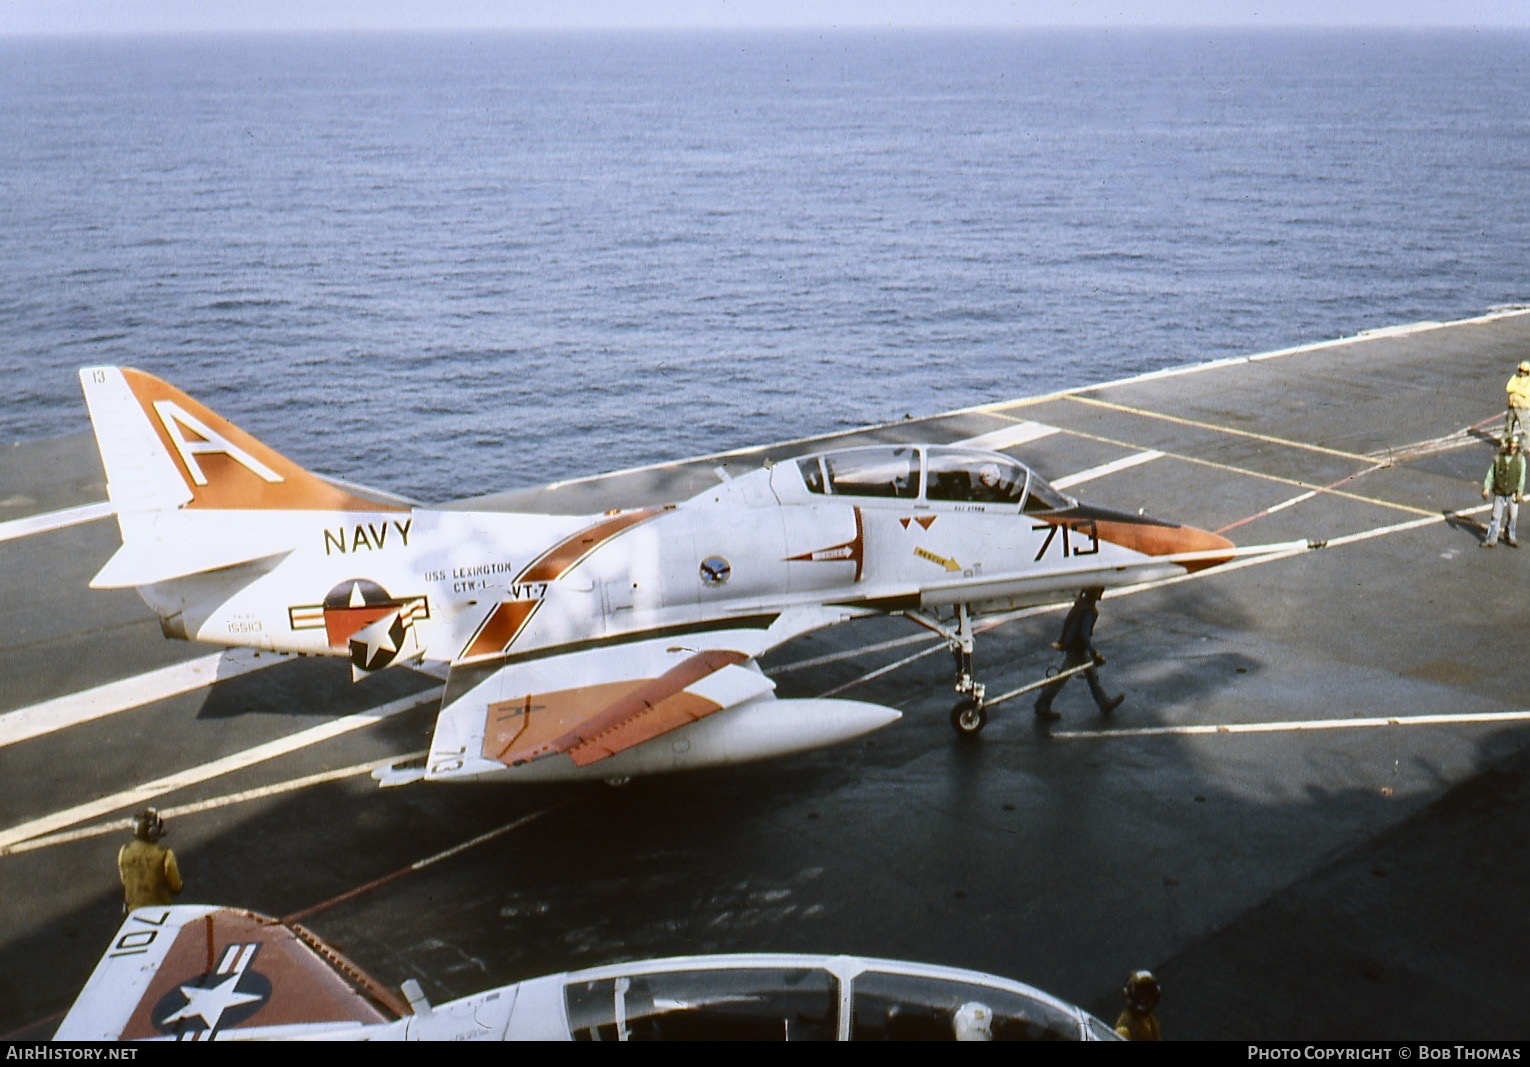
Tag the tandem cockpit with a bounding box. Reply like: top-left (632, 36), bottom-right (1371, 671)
top-left (782, 444), bottom-right (1074, 512)
top-left (766, 440), bottom-right (1240, 741)
top-left (772, 444), bottom-right (1078, 739)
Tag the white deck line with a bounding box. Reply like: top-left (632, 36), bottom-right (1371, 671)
top-left (0, 501), bottom-right (113, 543)
top-left (1051, 450), bottom-right (1164, 490)
top-left (0, 687), bottom-right (441, 851)
top-left (0, 648), bottom-right (277, 750)
top-left (1053, 708), bottom-right (1530, 741)
top-left (952, 422), bottom-right (1058, 452)
top-left (1, 752), bottom-right (429, 856)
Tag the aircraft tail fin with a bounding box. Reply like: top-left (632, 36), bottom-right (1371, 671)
top-left (79, 367), bottom-right (406, 516)
top-left (53, 904), bottom-right (408, 1041)
top-left (79, 367), bottom-right (412, 589)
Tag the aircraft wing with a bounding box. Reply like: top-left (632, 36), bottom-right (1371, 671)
top-left (53, 905), bottom-right (408, 1041)
top-left (380, 607), bottom-right (901, 785)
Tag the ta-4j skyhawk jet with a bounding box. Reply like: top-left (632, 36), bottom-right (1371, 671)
top-left (79, 366), bottom-right (1243, 786)
top-left (53, 903), bottom-right (1122, 1041)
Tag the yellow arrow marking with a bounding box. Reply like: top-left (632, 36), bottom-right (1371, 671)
top-left (914, 546), bottom-right (962, 572)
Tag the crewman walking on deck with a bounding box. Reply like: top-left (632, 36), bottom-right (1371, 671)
top-left (118, 808), bottom-right (182, 913)
top-left (1505, 361), bottom-right (1530, 443)
top-left (1033, 586), bottom-right (1124, 720)
top-left (1114, 971), bottom-right (1162, 1041)
top-left (1481, 435), bottom-right (1525, 548)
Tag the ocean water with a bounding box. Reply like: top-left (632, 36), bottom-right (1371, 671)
top-left (2, 28), bottom-right (1528, 504)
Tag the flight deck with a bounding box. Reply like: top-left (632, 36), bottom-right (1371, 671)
top-left (3, 308), bottom-right (1529, 1041)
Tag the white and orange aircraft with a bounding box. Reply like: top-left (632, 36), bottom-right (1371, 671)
top-left (79, 366), bottom-right (1246, 786)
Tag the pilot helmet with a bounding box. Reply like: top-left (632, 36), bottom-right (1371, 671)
top-left (1123, 970), bottom-right (1160, 1014)
top-left (979, 463), bottom-right (1001, 485)
top-left (133, 808), bottom-right (166, 842)
top-left (952, 1001), bottom-right (994, 1041)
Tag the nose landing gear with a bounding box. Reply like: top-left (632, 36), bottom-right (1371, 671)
top-left (909, 600), bottom-right (1110, 738)
top-left (909, 603), bottom-right (990, 737)
top-left (949, 697), bottom-right (988, 736)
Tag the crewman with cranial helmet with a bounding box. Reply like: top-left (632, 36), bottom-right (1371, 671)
top-left (1505, 360), bottom-right (1530, 442)
top-left (1481, 434), bottom-right (1526, 548)
top-left (1114, 970), bottom-right (1162, 1041)
top-left (118, 808), bottom-right (183, 913)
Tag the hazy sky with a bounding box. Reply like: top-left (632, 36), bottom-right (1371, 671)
top-left (3, 1), bottom-right (1528, 36)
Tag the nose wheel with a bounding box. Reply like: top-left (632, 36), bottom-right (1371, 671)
top-left (949, 697), bottom-right (988, 736)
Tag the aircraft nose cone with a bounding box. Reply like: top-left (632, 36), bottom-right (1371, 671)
top-left (1088, 513), bottom-right (1236, 573)
top-left (1159, 524), bottom-right (1236, 573)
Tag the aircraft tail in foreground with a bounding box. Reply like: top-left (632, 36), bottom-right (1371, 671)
top-left (54, 905), bottom-right (408, 1041)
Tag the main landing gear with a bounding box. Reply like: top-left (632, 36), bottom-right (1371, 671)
top-left (908, 604), bottom-right (989, 738)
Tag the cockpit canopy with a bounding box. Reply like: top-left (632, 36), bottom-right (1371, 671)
top-left (793, 445), bottom-right (1071, 512)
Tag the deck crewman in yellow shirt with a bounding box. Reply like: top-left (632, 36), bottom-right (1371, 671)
top-left (1505, 361), bottom-right (1530, 443)
top-left (118, 808), bottom-right (183, 913)
top-left (1114, 971), bottom-right (1162, 1041)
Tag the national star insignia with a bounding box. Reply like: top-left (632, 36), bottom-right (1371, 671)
top-left (162, 971), bottom-right (264, 1030)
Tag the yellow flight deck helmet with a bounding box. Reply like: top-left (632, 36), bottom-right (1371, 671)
top-left (1519, 361), bottom-right (1530, 374)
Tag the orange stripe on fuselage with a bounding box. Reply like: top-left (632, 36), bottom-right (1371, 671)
top-left (520, 508), bottom-right (664, 584)
top-left (461, 599), bottom-right (540, 660)
top-left (458, 507), bottom-right (667, 661)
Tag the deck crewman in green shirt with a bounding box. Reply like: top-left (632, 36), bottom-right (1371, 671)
top-left (1482, 435), bottom-right (1526, 548)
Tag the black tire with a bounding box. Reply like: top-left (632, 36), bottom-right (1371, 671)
top-left (950, 698), bottom-right (987, 736)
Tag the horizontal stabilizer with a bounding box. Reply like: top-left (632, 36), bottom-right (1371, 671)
top-left (90, 537), bottom-right (293, 589)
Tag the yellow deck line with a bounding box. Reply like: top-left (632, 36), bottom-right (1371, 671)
top-left (1051, 424), bottom-right (1439, 519)
top-left (1059, 395), bottom-right (1377, 462)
